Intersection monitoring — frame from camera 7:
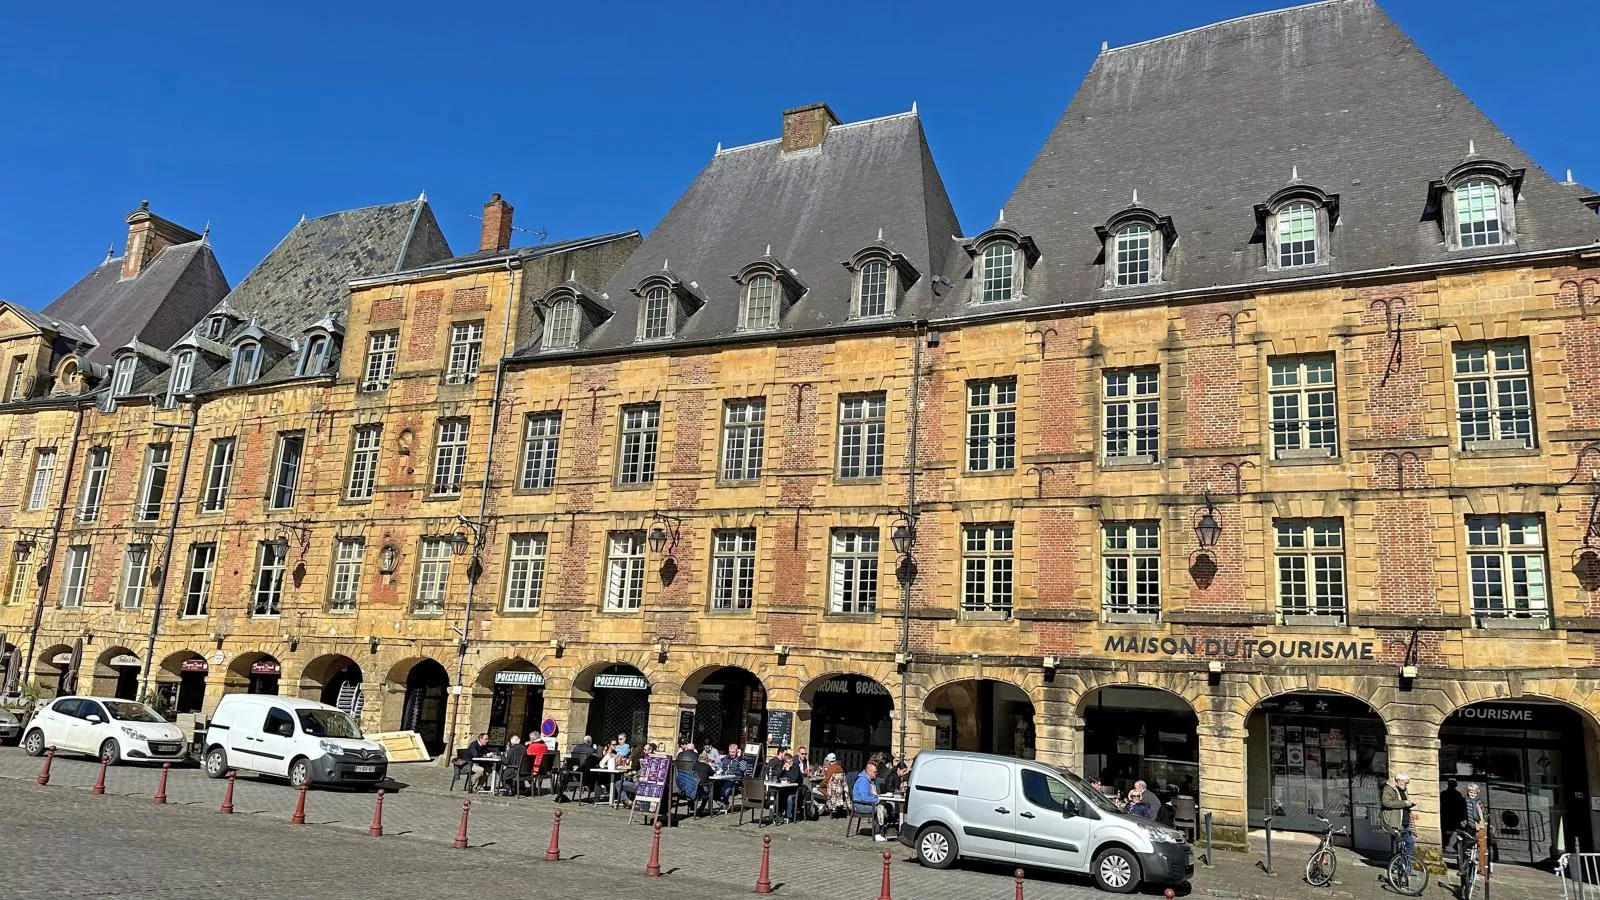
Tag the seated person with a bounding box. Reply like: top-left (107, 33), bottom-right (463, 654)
top-left (459, 733), bottom-right (492, 791)
top-left (882, 759), bottom-right (909, 795)
top-left (619, 743), bottom-right (657, 806)
top-left (499, 734), bottom-right (527, 794)
top-left (852, 762), bottom-right (888, 842)
top-left (714, 745), bottom-right (750, 806)
top-left (819, 753), bottom-right (848, 813)
top-left (1126, 789), bottom-right (1154, 819)
top-left (673, 743), bottom-right (703, 810)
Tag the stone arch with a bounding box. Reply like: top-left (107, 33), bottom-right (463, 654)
top-left (567, 657), bottom-right (657, 749)
top-left (921, 669), bottom-right (1039, 759)
top-left (383, 655), bottom-right (450, 756)
top-left (801, 670), bottom-right (897, 772)
top-left (33, 643), bottom-right (73, 698)
top-left (156, 649), bottom-right (210, 714)
top-left (90, 645), bottom-right (142, 700)
top-left (680, 662), bottom-right (769, 752)
top-left (469, 656), bottom-right (546, 745)
top-left (1063, 670), bottom-right (1211, 717)
top-left (225, 651), bottom-right (282, 695)
top-left (298, 653), bottom-right (364, 709)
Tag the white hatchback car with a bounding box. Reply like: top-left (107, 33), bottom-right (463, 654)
top-left (22, 696), bottom-right (187, 765)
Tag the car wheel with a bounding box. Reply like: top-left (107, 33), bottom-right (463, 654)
top-left (916, 824), bottom-right (958, 869)
top-left (203, 747), bottom-right (229, 779)
top-left (99, 739), bottom-right (121, 766)
top-left (288, 758), bottom-right (311, 789)
top-left (1092, 846), bottom-right (1142, 894)
top-left (22, 729), bottom-right (46, 757)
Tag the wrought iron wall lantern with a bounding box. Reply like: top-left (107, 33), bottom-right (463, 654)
top-left (647, 511), bottom-right (684, 558)
top-left (1193, 493), bottom-right (1223, 551)
top-left (890, 512), bottom-right (918, 584)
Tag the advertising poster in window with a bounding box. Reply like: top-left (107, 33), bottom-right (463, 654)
top-left (1287, 743), bottom-right (1305, 774)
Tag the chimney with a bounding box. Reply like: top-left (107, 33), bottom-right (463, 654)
top-left (480, 193), bottom-right (514, 252)
top-left (121, 201), bottom-right (201, 279)
top-left (781, 102), bottom-right (839, 153)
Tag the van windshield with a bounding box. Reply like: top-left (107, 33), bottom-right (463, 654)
top-left (103, 701), bottom-right (164, 723)
top-left (1060, 770), bottom-right (1123, 815)
top-left (297, 709), bottom-right (362, 739)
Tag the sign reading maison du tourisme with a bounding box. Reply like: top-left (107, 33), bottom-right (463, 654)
top-left (1104, 633), bottom-right (1376, 662)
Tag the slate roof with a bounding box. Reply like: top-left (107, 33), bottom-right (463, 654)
top-left (517, 109), bottom-right (961, 356)
top-left (958, 0), bottom-right (1600, 311)
top-left (40, 241), bottom-right (229, 364)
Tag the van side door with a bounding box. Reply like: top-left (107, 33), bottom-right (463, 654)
top-left (1013, 768), bottom-right (1092, 872)
top-left (252, 705), bottom-right (298, 777)
top-left (955, 759), bottom-right (1017, 861)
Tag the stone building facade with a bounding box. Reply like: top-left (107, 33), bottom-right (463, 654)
top-left (4, 0), bottom-right (1600, 864)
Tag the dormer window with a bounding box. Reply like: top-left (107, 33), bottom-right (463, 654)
top-left (1432, 159), bottom-right (1522, 250)
top-left (166, 349), bottom-right (195, 407)
top-left (206, 315), bottom-right (229, 340)
top-left (641, 286), bottom-right (671, 340)
top-left (110, 355), bottom-right (136, 396)
top-left (981, 244), bottom-right (1016, 302)
top-left (1456, 179), bottom-right (1502, 247)
top-left (543, 299), bottom-right (579, 349)
top-left (229, 341), bottom-right (261, 386)
top-left (297, 333), bottom-right (330, 376)
top-left (858, 261), bottom-right (889, 317)
top-left (632, 272), bottom-right (703, 343)
top-left (964, 225), bottom-right (1039, 306)
top-left (1095, 206), bottom-right (1174, 289)
top-left (842, 242), bottom-right (917, 320)
top-left (1276, 202), bottom-right (1318, 267)
top-left (1113, 225), bottom-right (1152, 286)
top-left (1255, 184), bottom-right (1337, 271)
top-left (732, 257), bottom-right (803, 332)
top-left (744, 275), bottom-right (776, 330)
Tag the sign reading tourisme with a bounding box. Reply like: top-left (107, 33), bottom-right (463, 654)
top-left (1104, 633), bottom-right (1376, 661)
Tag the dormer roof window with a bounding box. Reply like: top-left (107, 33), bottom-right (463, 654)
top-left (229, 340), bottom-right (261, 386)
top-left (544, 298), bottom-right (579, 349)
top-left (733, 255), bottom-right (804, 332)
top-left (297, 333), bottom-right (330, 376)
top-left (538, 280), bottom-right (612, 352)
top-left (1430, 157), bottom-right (1524, 250)
top-left (205, 315), bottom-right (228, 340)
top-left (166, 349), bottom-right (195, 408)
top-left (632, 270), bottom-right (705, 343)
top-left (842, 240), bottom-right (920, 319)
top-left (1094, 205), bottom-right (1175, 289)
top-left (963, 224), bottom-right (1040, 305)
top-left (110, 354), bottom-right (136, 396)
top-left (1254, 183), bottom-right (1339, 271)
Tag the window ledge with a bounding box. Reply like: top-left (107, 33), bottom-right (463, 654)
top-left (1477, 616), bottom-right (1549, 631)
top-left (325, 609), bottom-right (358, 616)
top-left (834, 476), bottom-right (885, 486)
top-left (613, 481), bottom-right (655, 492)
top-left (1276, 447), bottom-right (1337, 461)
top-left (410, 610), bottom-right (446, 619)
top-left (716, 479), bottom-right (763, 489)
top-left (959, 609), bottom-right (1013, 622)
top-left (1103, 454), bottom-right (1157, 468)
top-left (708, 607), bottom-right (756, 617)
top-left (513, 487), bottom-right (556, 496)
top-left (1462, 441), bottom-right (1537, 457)
top-left (339, 497), bottom-right (374, 506)
top-left (1281, 613), bottom-right (1346, 628)
top-left (424, 493), bottom-right (464, 502)
top-left (600, 608), bottom-right (643, 616)
top-left (822, 612), bottom-right (881, 623)
top-left (497, 608), bottom-right (543, 618)
top-left (962, 468), bottom-right (1017, 478)
top-left (1104, 611), bottom-right (1160, 625)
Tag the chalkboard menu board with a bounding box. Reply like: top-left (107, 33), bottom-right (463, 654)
top-left (766, 710), bottom-right (793, 749)
top-left (630, 753), bottom-right (672, 824)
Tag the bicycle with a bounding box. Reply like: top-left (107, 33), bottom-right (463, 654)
top-left (1386, 831), bottom-right (1430, 896)
top-left (1304, 816), bottom-right (1347, 887)
top-left (1454, 826), bottom-right (1483, 900)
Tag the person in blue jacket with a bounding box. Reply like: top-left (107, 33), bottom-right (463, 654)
top-left (852, 761), bottom-right (887, 841)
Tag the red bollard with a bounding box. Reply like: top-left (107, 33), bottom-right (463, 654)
top-left (153, 763), bottom-right (170, 804)
top-left (290, 783), bottom-right (308, 824)
top-left (1015, 868), bottom-right (1025, 900)
top-left (544, 809), bottom-right (562, 861)
top-left (645, 820), bottom-right (663, 877)
top-left (91, 759), bottom-right (108, 795)
top-left (755, 834), bottom-right (773, 893)
top-left (220, 771), bottom-right (236, 814)
top-left (368, 788), bottom-right (385, 837)
top-left (453, 799), bottom-right (471, 849)
top-left (1163, 891), bottom-right (1175, 900)
top-left (877, 850), bottom-right (893, 900)
top-left (36, 747), bottom-right (56, 786)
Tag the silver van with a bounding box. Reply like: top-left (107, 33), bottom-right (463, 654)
top-left (899, 750), bottom-right (1192, 893)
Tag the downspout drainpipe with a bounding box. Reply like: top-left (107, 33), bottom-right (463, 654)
top-left (445, 256), bottom-right (518, 757)
top-left (22, 402), bottom-right (86, 684)
top-left (140, 400), bottom-right (201, 697)
top-left (899, 322), bottom-right (924, 761)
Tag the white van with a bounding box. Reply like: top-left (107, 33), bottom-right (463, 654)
top-left (900, 750), bottom-right (1192, 894)
top-left (202, 695), bottom-right (386, 788)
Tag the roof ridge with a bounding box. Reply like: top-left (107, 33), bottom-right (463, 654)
top-left (713, 108), bottom-right (919, 157)
top-left (1102, 0), bottom-right (1353, 55)
top-left (300, 197), bottom-right (426, 224)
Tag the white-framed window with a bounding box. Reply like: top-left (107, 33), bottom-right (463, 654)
top-left (6, 544), bottom-right (32, 606)
top-left (829, 529), bottom-right (879, 614)
top-left (4, 355), bottom-right (26, 401)
top-left (1276, 201), bottom-right (1319, 267)
top-left (720, 399), bottom-right (766, 482)
top-left (270, 432), bottom-right (305, 509)
top-left (1467, 515), bottom-right (1548, 624)
top-left (297, 333), bottom-right (330, 376)
top-left (1275, 520), bottom-right (1346, 621)
top-left (414, 538), bottom-right (452, 614)
top-left (27, 448), bottom-right (57, 511)
top-left (743, 274), bottom-right (777, 331)
top-left (519, 413), bottom-right (561, 491)
top-left (603, 531), bottom-right (646, 611)
top-left (966, 379), bottom-right (1017, 472)
top-left (1269, 356), bottom-right (1338, 458)
top-left (838, 393), bottom-right (887, 479)
top-left (329, 539), bottom-right (365, 612)
top-left (710, 528), bottom-right (757, 612)
top-left (78, 446), bottom-right (110, 522)
top-left (205, 315), bottom-right (228, 340)
top-left (543, 299), bottom-right (579, 349)
top-left (346, 425), bottom-right (381, 501)
top-left (1103, 522), bottom-right (1161, 618)
top-left (1113, 224), bottom-right (1152, 286)
top-left (201, 438), bottom-right (235, 512)
top-left (504, 533), bottom-right (547, 612)
top-left (640, 287), bottom-right (671, 341)
top-left (110, 354), bottom-right (137, 396)
top-left (58, 545), bottom-right (90, 608)
top-left (362, 331), bottom-right (398, 391)
top-left (1454, 340), bottom-right (1535, 450)
top-left (229, 341), bottom-right (260, 386)
top-left (446, 321), bottom-right (484, 381)
top-left (120, 544), bottom-right (150, 610)
top-left (1456, 178), bottom-right (1503, 247)
top-left (137, 443), bottom-right (172, 522)
top-left (857, 260), bottom-right (890, 318)
top-left (252, 541), bottom-right (288, 617)
top-left (962, 524), bottom-right (1015, 616)
top-left (617, 405), bottom-right (660, 486)
top-left (166, 349), bottom-right (195, 407)
top-left (182, 543), bottom-right (216, 618)
top-left (1103, 369), bottom-right (1160, 462)
top-left (980, 243), bottom-right (1016, 303)
top-left (431, 419), bottom-right (470, 496)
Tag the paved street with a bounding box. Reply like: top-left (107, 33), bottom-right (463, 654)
top-left (0, 747), bottom-right (1568, 899)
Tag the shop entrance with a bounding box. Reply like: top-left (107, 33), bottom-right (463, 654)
top-left (580, 664), bottom-right (650, 748)
top-left (93, 648), bottom-right (142, 700)
top-left (1081, 686), bottom-right (1199, 800)
top-left (806, 674), bottom-right (893, 773)
top-left (35, 646), bottom-right (74, 698)
top-left (397, 659), bottom-right (450, 756)
top-left (156, 652), bottom-right (209, 714)
top-left (1440, 700), bottom-right (1593, 864)
top-left (477, 659), bottom-right (545, 746)
top-left (1247, 692), bottom-right (1389, 853)
top-left (926, 679), bottom-right (1035, 759)
top-left (300, 655), bottom-right (364, 717)
top-left (686, 666), bottom-right (766, 754)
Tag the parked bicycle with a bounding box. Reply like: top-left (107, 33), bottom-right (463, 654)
top-left (1304, 816), bottom-right (1347, 887)
top-left (1386, 832), bottom-right (1430, 896)
top-left (1453, 825), bottom-right (1483, 900)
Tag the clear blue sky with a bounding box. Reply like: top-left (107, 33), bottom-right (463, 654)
top-left (2, 1), bottom-right (1596, 309)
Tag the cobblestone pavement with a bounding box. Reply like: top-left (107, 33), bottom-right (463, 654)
top-left (0, 747), bottom-right (1566, 900)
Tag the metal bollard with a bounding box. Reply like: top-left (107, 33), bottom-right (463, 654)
top-left (36, 747), bottom-right (56, 786)
top-left (368, 789), bottom-right (385, 837)
top-left (545, 809), bottom-right (562, 861)
top-left (1014, 868), bottom-right (1024, 900)
top-left (453, 799), bottom-right (471, 849)
top-left (1256, 815), bottom-right (1275, 875)
top-left (91, 759), bottom-right (108, 795)
top-left (755, 835), bottom-right (773, 894)
top-left (645, 820), bottom-right (663, 877)
top-left (153, 763), bottom-right (170, 804)
top-left (290, 783), bottom-right (308, 824)
top-left (220, 771), bottom-right (236, 814)
top-left (1202, 811), bottom-right (1214, 867)
top-left (877, 850), bottom-right (893, 900)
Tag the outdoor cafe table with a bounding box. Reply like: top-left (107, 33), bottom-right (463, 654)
top-left (707, 774), bottom-right (741, 814)
top-left (764, 781), bottom-right (801, 824)
top-left (589, 767), bottom-right (625, 807)
top-left (474, 755), bottom-right (504, 794)
top-left (877, 792), bottom-right (906, 832)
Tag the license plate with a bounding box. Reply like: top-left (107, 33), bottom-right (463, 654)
top-left (355, 765), bottom-right (376, 773)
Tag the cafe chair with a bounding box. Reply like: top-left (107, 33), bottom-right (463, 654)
top-left (1171, 795), bottom-right (1198, 841)
top-left (449, 747), bottom-right (473, 792)
top-left (510, 751), bottom-right (536, 797)
top-left (736, 777), bottom-right (768, 827)
top-left (527, 753), bottom-right (556, 797)
top-left (845, 800), bottom-right (875, 838)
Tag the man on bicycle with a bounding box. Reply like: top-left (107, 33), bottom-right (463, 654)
top-left (1380, 772), bottom-right (1418, 859)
